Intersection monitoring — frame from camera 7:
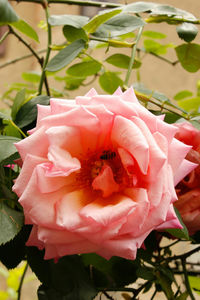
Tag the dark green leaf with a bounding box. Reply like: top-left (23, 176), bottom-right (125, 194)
top-left (166, 207), bottom-right (189, 240)
top-left (123, 2), bottom-right (157, 13)
top-left (22, 71), bottom-right (41, 83)
top-left (46, 39), bottom-right (86, 72)
top-left (0, 203), bottom-right (24, 245)
top-left (142, 30), bottom-right (166, 39)
top-left (176, 43), bottom-right (200, 72)
top-left (0, 0), bottom-right (19, 25)
top-left (176, 23), bottom-right (198, 43)
top-left (155, 269), bottom-right (174, 300)
top-left (63, 25), bottom-right (88, 42)
top-left (11, 19), bottom-right (39, 42)
top-left (136, 266), bottom-right (155, 280)
top-left (99, 71), bottom-right (123, 94)
top-left (174, 90), bottom-right (193, 100)
top-left (38, 285), bottom-right (63, 300)
top-left (15, 95), bottom-right (50, 128)
top-left (176, 292), bottom-right (189, 300)
top-left (163, 112), bottom-right (181, 124)
top-left (0, 112), bottom-right (11, 121)
top-left (3, 121), bottom-right (22, 138)
top-left (106, 53), bottom-right (141, 69)
top-left (0, 136), bottom-right (20, 163)
top-left (93, 14), bottom-right (145, 38)
top-left (83, 9), bottom-right (122, 34)
top-left (11, 88), bottom-right (26, 121)
top-left (0, 225), bottom-right (31, 269)
top-left (67, 60), bottom-right (102, 76)
top-left (49, 14), bottom-right (89, 27)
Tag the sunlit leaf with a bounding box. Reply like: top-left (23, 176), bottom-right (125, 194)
top-left (22, 71), bottom-right (41, 83)
top-left (177, 97), bottom-right (200, 113)
top-left (99, 71), bottom-right (123, 94)
top-left (11, 19), bottom-right (39, 42)
top-left (67, 60), bottom-right (102, 76)
top-left (176, 43), bottom-right (200, 72)
top-left (142, 30), bottom-right (166, 39)
top-left (63, 25), bottom-right (88, 42)
top-left (11, 89), bottom-right (26, 121)
top-left (123, 2), bottom-right (157, 13)
top-left (83, 9), bottom-right (122, 33)
top-left (174, 90), bottom-right (193, 100)
top-left (106, 53), bottom-right (141, 69)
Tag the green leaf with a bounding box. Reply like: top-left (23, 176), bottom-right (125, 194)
top-left (67, 60), bottom-right (102, 77)
top-left (136, 267), bottom-right (155, 280)
top-left (99, 71), bottom-right (123, 94)
top-left (83, 9), bottom-right (122, 34)
top-left (174, 90), bottom-right (193, 100)
top-left (176, 23), bottom-right (198, 43)
top-left (11, 89), bottom-right (26, 121)
top-left (123, 2), bottom-right (157, 13)
top-left (0, 0), bottom-right (19, 25)
top-left (165, 207), bottom-right (189, 240)
top-left (46, 39), bottom-right (86, 72)
top-left (0, 203), bottom-right (24, 245)
top-left (15, 95), bottom-right (50, 128)
top-left (177, 97), bottom-right (200, 113)
top-left (176, 43), bottom-right (200, 73)
top-left (22, 71), bottom-right (41, 83)
top-left (11, 19), bottom-right (39, 42)
top-left (144, 39), bottom-right (173, 55)
top-left (189, 276), bottom-right (200, 295)
top-left (3, 121), bottom-right (22, 138)
top-left (93, 14), bottom-right (145, 38)
top-left (55, 75), bottom-right (85, 90)
top-left (106, 53), bottom-right (141, 69)
top-left (63, 25), bottom-right (88, 42)
top-left (151, 5), bottom-right (196, 21)
top-left (142, 30), bottom-right (166, 39)
top-left (49, 14), bottom-right (89, 27)
top-left (0, 136), bottom-right (20, 164)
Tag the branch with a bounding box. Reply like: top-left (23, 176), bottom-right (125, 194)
top-left (0, 49), bottom-right (46, 69)
top-left (8, 26), bottom-right (50, 95)
top-left (0, 30), bottom-right (9, 45)
top-left (11, 0), bottom-right (121, 8)
top-left (182, 258), bottom-right (195, 300)
top-left (166, 246), bottom-right (200, 262)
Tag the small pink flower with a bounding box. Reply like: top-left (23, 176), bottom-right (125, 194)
top-left (13, 88), bottom-right (195, 260)
top-left (174, 122), bottom-right (200, 234)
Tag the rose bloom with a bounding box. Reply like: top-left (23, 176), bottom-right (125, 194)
top-left (13, 88), bottom-right (195, 260)
top-left (174, 122), bottom-right (200, 235)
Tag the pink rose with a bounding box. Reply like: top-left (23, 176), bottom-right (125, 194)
top-left (174, 122), bottom-right (200, 234)
top-left (13, 88), bottom-right (195, 260)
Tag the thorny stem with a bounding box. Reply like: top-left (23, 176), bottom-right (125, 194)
top-left (38, 6), bottom-right (52, 95)
top-left (8, 26), bottom-right (50, 95)
top-left (17, 262), bottom-right (28, 300)
top-left (124, 26), bottom-right (144, 87)
top-left (0, 30), bottom-right (9, 45)
top-left (182, 258), bottom-right (195, 300)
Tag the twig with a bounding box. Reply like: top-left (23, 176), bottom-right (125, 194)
top-left (0, 30), bottom-right (9, 45)
top-left (0, 49), bottom-right (46, 69)
top-left (17, 262), bottom-right (28, 300)
top-left (137, 47), bottom-right (179, 66)
top-left (168, 246), bottom-right (200, 262)
top-left (182, 258), bottom-right (195, 300)
top-left (8, 26), bottom-right (50, 95)
top-left (11, 0), bottom-right (121, 8)
top-left (102, 291), bottom-right (114, 300)
top-left (124, 26), bottom-right (144, 87)
top-left (38, 6), bottom-right (52, 95)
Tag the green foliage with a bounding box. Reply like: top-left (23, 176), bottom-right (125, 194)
top-left (63, 25), bottom-right (88, 42)
top-left (188, 276), bottom-right (200, 295)
top-left (49, 14), bottom-right (89, 27)
top-left (176, 23), bottom-right (198, 43)
top-left (0, 136), bottom-right (21, 164)
top-left (67, 60), bottom-right (102, 77)
top-left (0, 0), bottom-right (19, 25)
top-left (142, 30), bottom-right (166, 39)
top-left (99, 71), bottom-right (123, 93)
top-left (106, 54), bottom-right (141, 69)
top-left (46, 39), bottom-right (86, 72)
top-left (176, 43), bottom-right (200, 72)
top-left (165, 207), bottom-right (190, 240)
top-left (11, 19), bottom-right (39, 42)
top-left (0, 202), bottom-right (24, 245)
